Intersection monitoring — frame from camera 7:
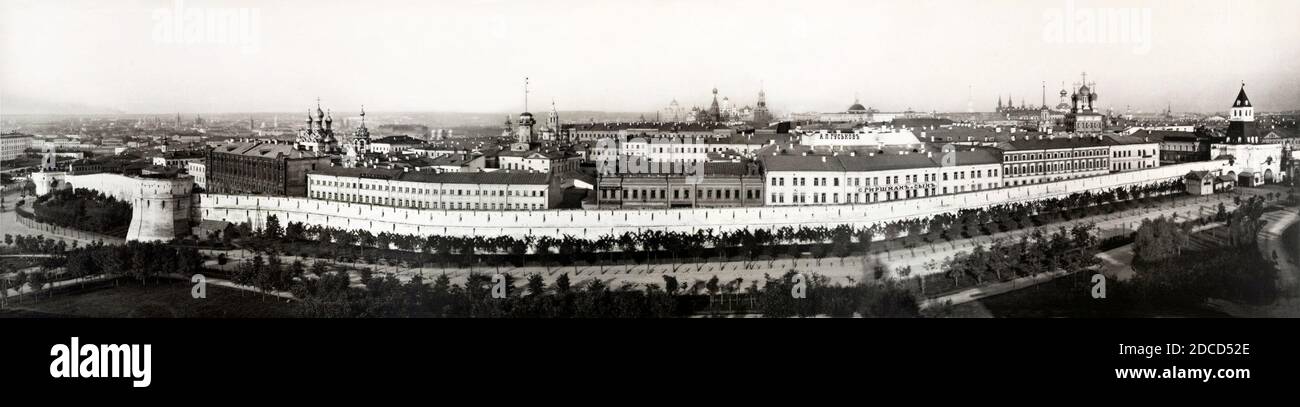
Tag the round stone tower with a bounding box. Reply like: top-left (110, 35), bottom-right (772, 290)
top-left (126, 177), bottom-right (193, 242)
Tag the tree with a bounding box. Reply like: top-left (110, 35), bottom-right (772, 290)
top-left (311, 261), bottom-right (328, 277)
top-left (1134, 216), bottom-right (1189, 262)
top-left (526, 273), bottom-right (545, 297)
top-left (263, 214), bottom-right (283, 239)
top-left (284, 221), bottom-right (305, 241)
top-left (13, 272), bottom-right (28, 302)
top-left (27, 272), bottom-right (48, 300)
top-left (706, 275), bottom-right (720, 311)
top-left (662, 275), bottom-right (679, 295)
top-left (553, 273), bottom-right (571, 294)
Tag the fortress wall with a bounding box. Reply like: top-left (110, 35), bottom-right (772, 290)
top-left (125, 177), bottom-right (194, 242)
top-left (30, 172), bottom-right (193, 242)
top-left (197, 160), bottom-right (1230, 240)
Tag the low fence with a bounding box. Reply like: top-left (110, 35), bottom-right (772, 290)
top-left (12, 206), bottom-right (125, 245)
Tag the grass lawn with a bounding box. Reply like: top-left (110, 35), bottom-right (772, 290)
top-left (948, 272), bottom-right (1229, 318)
top-left (4, 279), bottom-right (297, 318)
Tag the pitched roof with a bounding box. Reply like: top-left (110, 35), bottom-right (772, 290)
top-left (760, 148), bottom-right (998, 173)
top-left (1233, 84), bottom-right (1251, 108)
top-left (1003, 136), bottom-right (1111, 151)
top-left (1103, 135), bottom-right (1161, 145)
top-left (371, 135), bottom-right (424, 145)
top-left (1185, 170), bottom-right (1210, 180)
top-left (212, 142), bottom-right (326, 159)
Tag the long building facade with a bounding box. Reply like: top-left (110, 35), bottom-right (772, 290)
top-left (761, 149), bottom-right (1003, 206)
top-left (308, 166), bottom-right (561, 211)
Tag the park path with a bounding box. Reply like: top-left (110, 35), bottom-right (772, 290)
top-left (1257, 209), bottom-right (1299, 289)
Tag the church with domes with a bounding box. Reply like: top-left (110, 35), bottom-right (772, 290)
top-left (296, 98), bottom-right (341, 153)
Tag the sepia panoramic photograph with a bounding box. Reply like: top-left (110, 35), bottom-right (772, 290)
top-left (1, 0), bottom-right (1298, 323)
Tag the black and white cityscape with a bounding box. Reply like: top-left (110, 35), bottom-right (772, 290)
top-left (2, 0), bottom-right (1298, 319)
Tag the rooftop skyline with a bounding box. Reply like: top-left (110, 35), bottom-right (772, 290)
top-left (2, 0), bottom-right (1299, 115)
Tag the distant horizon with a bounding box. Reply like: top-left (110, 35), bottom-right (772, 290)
top-left (4, 106), bottom-right (1298, 118)
top-left (4, 0), bottom-right (1299, 115)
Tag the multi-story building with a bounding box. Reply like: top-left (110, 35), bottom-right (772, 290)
top-left (497, 149), bottom-right (582, 173)
top-left (1, 132), bottom-right (33, 162)
top-left (999, 135), bottom-right (1111, 186)
top-left (187, 161), bottom-right (207, 190)
top-left (419, 154), bottom-right (485, 173)
top-left (590, 134), bottom-right (785, 170)
top-left (1104, 136), bottom-right (1161, 172)
top-left (206, 141), bottom-right (332, 197)
top-left (148, 150), bottom-right (206, 169)
top-left (594, 161), bottom-right (764, 209)
top-left (1137, 130), bottom-right (1214, 164)
top-left (369, 135), bottom-right (423, 155)
top-left (795, 125), bottom-right (922, 149)
top-left (761, 148), bottom-right (1002, 206)
top-left (307, 166), bottom-right (561, 211)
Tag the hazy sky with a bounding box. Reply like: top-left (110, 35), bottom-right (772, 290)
top-left (2, 0), bottom-right (1298, 115)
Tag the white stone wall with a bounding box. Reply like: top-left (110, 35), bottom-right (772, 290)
top-left (1211, 143), bottom-right (1284, 182)
top-left (199, 160), bottom-right (1231, 240)
top-left (30, 172), bottom-right (193, 242)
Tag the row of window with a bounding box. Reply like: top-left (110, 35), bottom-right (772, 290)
top-left (599, 188), bottom-right (760, 201)
top-left (1004, 149), bottom-right (1107, 162)
top-left (769, 182), bottom-right (996, 205)
top-left (309, 191), bottom-right (544, 210)
top-left (1112, 161), bottom-right (1152, 171)
top-left (311, 179), bottom-right (544, 197)
top-left (1003, 159), bottom-right (1106, 176)
top-left (768, 169), bottom-right (1000, 187)
top-left (1113, 149), bottom-right (1156, 158)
